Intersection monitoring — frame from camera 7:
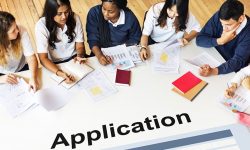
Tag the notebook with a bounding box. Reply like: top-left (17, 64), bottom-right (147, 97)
top-left (51, 60), bottom-right (94, 89)
top-left (172, 71), bottom-right (202, 94)
top-left (115, 69), bottom-right (131, 86)
top-left (172, 80), bottom-right (208, 101)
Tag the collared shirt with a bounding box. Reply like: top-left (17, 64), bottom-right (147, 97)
top-left (143, 2), bottom-right (201, 43)
top-left (108, 10), bottom-right (125, 27)
top-left (236, 15), bottom-right (247, 35)
top-left (0, 26), bottom-right (34, 74)
top-left (35, 14), bottom-right (84, 62)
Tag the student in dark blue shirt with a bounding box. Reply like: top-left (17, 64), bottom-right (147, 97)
top-left (196, 0), bottom-right (250, 76)
top-left (86, 0), bottom-right (142, 65)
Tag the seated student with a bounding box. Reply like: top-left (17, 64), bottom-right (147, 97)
top-left (35, 0), bottom-right (87, 84)
top-left (0, 11), bottom-right (39, 91)
top-left (140, 0), bottom-right (201, 60)
top-left (196, 0), bottom-right (250, 77)
top-left (225, 65), bottom-right (250, 116)
top-left (86, 0), bottom-right (142, 65)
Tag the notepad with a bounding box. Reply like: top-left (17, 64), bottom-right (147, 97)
top-left (115, 69), bottom-right (131, 86)
top-left (51, 60), bottom-right (94, 89)
top-left (172, 71), bottom-right (202, 94)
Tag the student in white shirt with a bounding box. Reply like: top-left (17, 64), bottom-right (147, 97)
top-left (35, 0), bottom-right (86, 84)
top-left (0, 11), bottom-right (39, 91)
top-left (140, 0), bottom-right (201, 60)
top-left (225, 65), bottom-right (250, 115)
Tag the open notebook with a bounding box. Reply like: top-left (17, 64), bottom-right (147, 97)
top-left (51, 60), bottom-right (94, 89)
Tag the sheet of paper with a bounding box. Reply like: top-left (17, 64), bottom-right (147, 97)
top-left (101, 44), bottom-right (135, 70)
top-left (151, 42), bottom-right (181, 73)
top-left (185, 52), bottom-right (221, 68)
top-left (126, 45), bottom-right (143, 65)
top-left (76, 69), bottom-right (118, 101)
top-left (0, 78), bottom-right (36, 117)
top-left (220, 86), bottom-right (250, 112)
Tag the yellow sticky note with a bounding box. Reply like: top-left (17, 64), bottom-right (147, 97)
top-left (160, 52), bottom-right (168, 63)
top-left (90, 86), bottom-right (102, 95)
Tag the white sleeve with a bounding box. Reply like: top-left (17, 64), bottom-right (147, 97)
top-left (230, 65), bottom-right (250, 87)
top-left (75, 15), bottom-right (84, 43)
top-left (19, 27), bottom-right (34, 56)
top-left (35, 19), bottom-right (49, 53)
top-left (185, 13), bottom-right (201, 33)
top-left (142, 6), bottom-right (155, 36)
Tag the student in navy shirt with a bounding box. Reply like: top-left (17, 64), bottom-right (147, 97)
top-left (196, 0), bottom-right (250, 77)
top-left (86, 0), bottom-right (142, 65)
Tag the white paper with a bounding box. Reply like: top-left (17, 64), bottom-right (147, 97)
top-left (151, 42), bottom-right (181, 73)
top-left (126, 45), bottom-right (143, 65)
top-left (0, 78), bottom-right (36, 117)
top-left (76, 69), bottom-right (118, 101)
top-left (220, 86), bottom-right (250, 112)
top-left (185, 52), bottom-right (221, 69)
top-left (101, 44), bottom-right (135, 70)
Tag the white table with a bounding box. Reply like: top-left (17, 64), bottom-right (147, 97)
top-left (0, 40), bottom-right (242, 150)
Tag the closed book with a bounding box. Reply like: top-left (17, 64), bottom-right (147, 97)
top-left (172, 71), bottom-right (202, 94)
top-left (115, 69), bottom-right (131, 86)
top-left (172, 80), bottom-right (208, 101)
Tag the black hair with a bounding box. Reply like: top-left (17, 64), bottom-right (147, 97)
top-left (42, 0), bottom-right (76, 49)
top-left (157, 0), bottom-right (189, 32)
top-left (219, 0), bottom-right (244, 21)
top-left (99, 0), bottom-right (128, 48)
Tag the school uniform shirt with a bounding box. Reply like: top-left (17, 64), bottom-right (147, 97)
top-left (86, 5), bottom-right (142, 49)
top-left (196, 12), bottom-right (250, 74)
top-left (0, 26), bottom-right (34, 74)
top-left (230, 65), bottom-right (250, 87)
top-left (35, 14), bottom-right (84, 62)
top-left (142, 2), bottom-right (201, 43)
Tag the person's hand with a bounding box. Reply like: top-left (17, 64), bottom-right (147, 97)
top-left (178, 38), bottom-right (189, 47)
top-left (199, 64), bottom-right (218, 77)
top-left (97, 54), bottom-right (112, 65)
top-left (1, 74), bottom-right (18, 84)
top-left (73, 56), bottom-right (87, 64)
top-left (225, 85), bottom-right (237, 99)
top-left (217, 24), bottom-right (240, 45)
top-left (140, 48), bottom-right (149, 61)
top-left (61, 72), bottom-right (75, 84)
top-left (29, 77), bottom-right (39, 92)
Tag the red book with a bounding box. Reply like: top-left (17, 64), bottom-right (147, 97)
top-left (172, 71), bottom-right (202, 93)
top-left (115, 69), bottom-right (131, 86)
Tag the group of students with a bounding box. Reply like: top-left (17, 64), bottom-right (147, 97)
top-left (0, 0), bottom-right (250, 102)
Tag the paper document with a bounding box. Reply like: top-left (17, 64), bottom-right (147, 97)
top-left (0, 78), bottom-right (36, 117)
top-left (101, 44), bottom-right (135, 70)
top-left (126, 45), bottom-right (143, 65)
top-left (151, 42), bottom-right (181, 73)
top-left (220, 86), bottom-right (250, 112)
top-left (185, 52), bottom-right (221, 68)
top-left (76, 69), bottom-right (118, 101)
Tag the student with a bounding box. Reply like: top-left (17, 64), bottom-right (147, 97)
top-left (225, 65), bottom-right (250, 99)
top-left (196, 0), bottom-right (250, 77)
top-left (35, 0), bottom-right (86, 84)
top-left (0, 11), bottom-right (39, 91)
top-left (86, 0), bottom-right (142, 65)
top-left (140, 0), bottom-right (200, 60)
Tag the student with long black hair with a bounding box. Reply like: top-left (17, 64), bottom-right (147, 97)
top-left (86, 0), bottom-right (142, 65)
top-left (35, 0), bottom-right (86, 84)
top-left (140, 0), bottom-right (200, 60)
top-left (0, 11), bottom-right (39, 91)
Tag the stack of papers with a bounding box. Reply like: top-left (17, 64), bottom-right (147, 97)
top-left (0, 78), bottom-right (37, 117)
top-left (76, 69), bottom-right (118, 101)
top-left (152, 42), bottom-right (180, 73)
